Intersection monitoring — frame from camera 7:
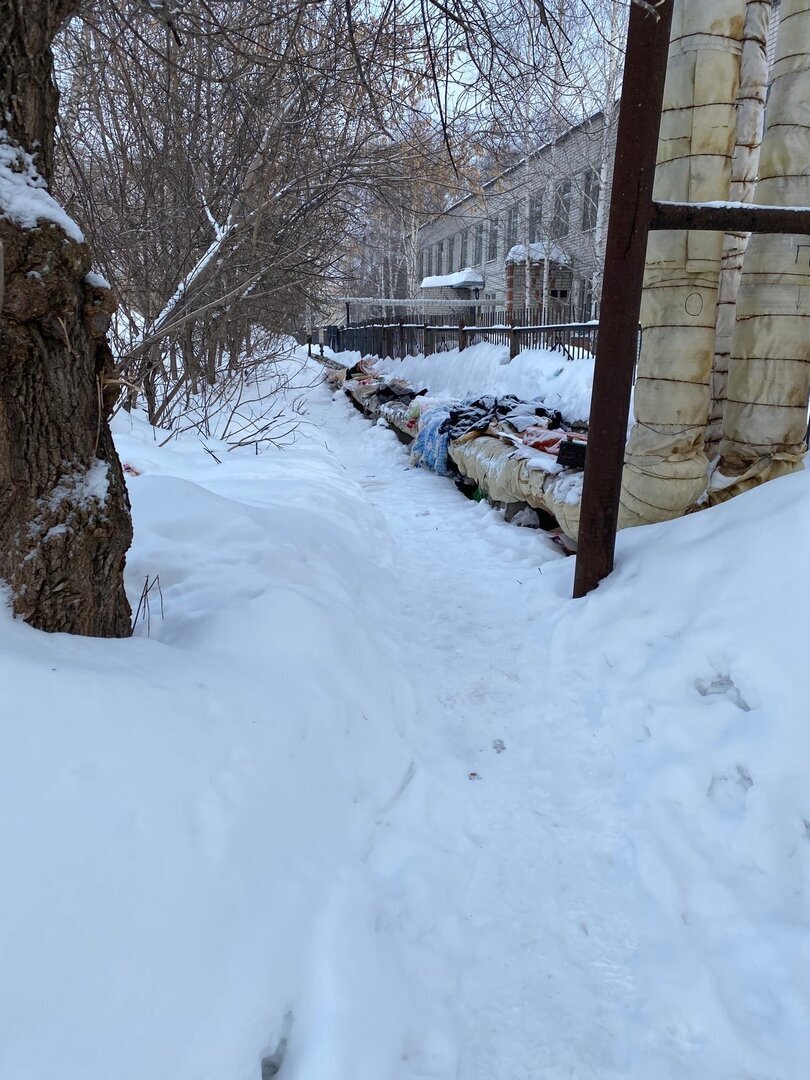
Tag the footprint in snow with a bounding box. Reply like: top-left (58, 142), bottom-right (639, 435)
top-left (695, 673), bottom-right (752, 712)
top-left (707, 765), bottom-right (753, 813)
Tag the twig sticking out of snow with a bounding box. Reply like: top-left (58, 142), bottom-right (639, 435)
top-left (132, 574), bottom-right (164, 637)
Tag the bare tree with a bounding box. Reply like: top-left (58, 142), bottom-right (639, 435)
top-left (56, 0), bottom-right (431, 427)
top-left (0, 0), bottom-right (132, 636)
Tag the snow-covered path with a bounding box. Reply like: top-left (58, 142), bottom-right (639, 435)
top-left (286, 373), bottom-right (810, 1080)
top-left (3, 358), bottom-right (809, 1080)
top-left (293, 382), bottom-right (648, 1079)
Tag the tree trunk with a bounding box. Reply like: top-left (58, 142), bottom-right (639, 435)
top-left (0, 1), bottom-right (133, 636)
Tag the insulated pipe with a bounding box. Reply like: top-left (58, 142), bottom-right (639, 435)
top-left (714, 0), bottom-right (810, 497)
top-left (707, 0), bottom-right (773, 457)
top-left (619, 0), bottom-right (747, 527)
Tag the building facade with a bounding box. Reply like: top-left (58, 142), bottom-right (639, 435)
top-left (416, 109), bottom-right (618, 319)
top-left (411, 1), bottom-right (786, 324)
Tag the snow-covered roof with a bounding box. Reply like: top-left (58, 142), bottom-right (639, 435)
top-left (420, 268), bottom-right (485, 290)
top-left (505, 242), bottom-right (570, 267)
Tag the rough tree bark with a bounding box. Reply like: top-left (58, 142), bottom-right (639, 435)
top-left (0, 0), bottom-right (133, 636)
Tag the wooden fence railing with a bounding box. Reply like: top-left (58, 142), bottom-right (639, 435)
top-left (329, 316), bottom-right (602, 362)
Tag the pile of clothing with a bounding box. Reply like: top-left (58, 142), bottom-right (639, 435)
top-left (324, 354), bottom-right (589, 541)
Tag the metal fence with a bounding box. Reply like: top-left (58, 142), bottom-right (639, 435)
top-left (330, 310), bottom-right (603, 363)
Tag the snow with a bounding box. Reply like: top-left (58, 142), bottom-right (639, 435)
top-left (374, 340), bottom-right (596, 421)
top-left (85, 270), bottom-right (111, 289)
top-left (420, 267), bottom-right (484, 289)
top-left (0, 392), bottom-right (416, 1080)
top-left (660, 198), bottom-right (810, 212)
top-left (506, 240), bottom-right (570, 265)
top-left (27, 460), bottom-right (111, 543)
top-left (135, 218), bottom-right (237, 348)
top-left (0, 131), bottom-right (84, 242)
top-left (1, 348), bottom-right (810, 1079)
top-left (43, 458), bottom-right (110, 516)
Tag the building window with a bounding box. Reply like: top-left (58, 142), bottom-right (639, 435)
top-left (582, 169), bottom-right (600, 232)
top-left (487, 216), bottom-right (499, 261)
top-left (436, 240), bottom-right (443, 275)
top-left (506, 205), bottom-right (519, 251)
top-left (550, 179), bottom-right (571, 239)
top-left (474, 222), bottom-right (484, 264)
top-left (529, 193), bottom-right (543, 242)
top-left (447, 234), bottom-right (455, 272)
top-left (460, 229), bottom-right (468, 267)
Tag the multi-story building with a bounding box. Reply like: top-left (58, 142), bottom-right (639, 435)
top-left (416, 108), bottom-right (617, 319)
top-left (416, 0), bottom-right (785, 321)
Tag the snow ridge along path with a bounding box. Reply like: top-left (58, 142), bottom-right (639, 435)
top-left (1, 354), bottom-right (808, 1080)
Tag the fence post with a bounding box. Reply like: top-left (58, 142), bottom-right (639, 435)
top-left (509, 315), bottom-right (520, 361)
top-left (398, 320), bottom-right (405, 359)
top-left (459, 318), bottom-right (467, 352)
top-left (306, 333), bottom-right (312, 358)
top-left (424, 323), bottom-right (431, 356)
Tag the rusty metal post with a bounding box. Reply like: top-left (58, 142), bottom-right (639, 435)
top-left (572, 0), bottom-right (674, 599)
top-left (652, 201), bottom-right (810, 235)
top-left (459, 318), bottom-right (467, 352)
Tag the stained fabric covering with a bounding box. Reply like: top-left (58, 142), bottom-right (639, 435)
top-left (446, 397), bottom-right (500, 440)
top-left (449, 437), bottom-right (544, 506)
top-left (375, 378), bottom-right (424, 404)
top-left (707, 0), bottom-right (773, 455)
top-left (713, 0), bottom-right (810, 499)
top-left (325, 366), bottom-right (348, 390)
top-left (345, 357), bottom-right (377, 378)
top-left (521, 426), bottom-right (566, 454)
top-left (448, 434), bottom-right (585, 522)
top-left (344, 378), bottom-right (382, 402)
top-left (542, 472), bottom-right (586, 540)
top-left (379, 400), bottom-right (418, 438)
top-left (446, 396), bottom-right (564, 441)
top-left (410, 407), bottom-right (453, 476)
top-left (620, 0), bottom-right (747, 528)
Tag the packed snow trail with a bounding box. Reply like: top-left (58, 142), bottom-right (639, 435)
top-left (286, 369), bottom-right (810, 1080)
top-left (292, 383), bottom-right (644, 1079)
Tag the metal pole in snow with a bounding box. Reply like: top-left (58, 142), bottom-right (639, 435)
top-left (572, 0), bottom-right (674, 599)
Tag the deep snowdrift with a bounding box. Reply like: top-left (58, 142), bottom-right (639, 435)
top-left (375, 341), bottom-right (596, 422)
top-left (0, 401), bottom-right (419, 1080)
top-left (543, 468), bottom-right (810, 1079)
